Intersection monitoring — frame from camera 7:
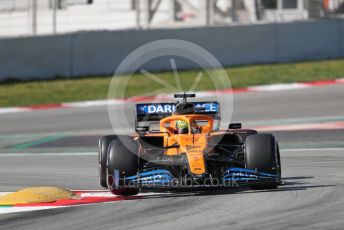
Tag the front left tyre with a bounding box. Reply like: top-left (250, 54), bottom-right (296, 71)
top-left (244, 134), bottom-right (282, 190)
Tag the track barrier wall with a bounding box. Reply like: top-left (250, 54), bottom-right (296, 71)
top-left (0, 20), bottom-right (343, 81)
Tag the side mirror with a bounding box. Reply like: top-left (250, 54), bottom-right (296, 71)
top-left (136, 126), bottom-right (149, 132)
top-left (228, 123), bottom-right (242, 129)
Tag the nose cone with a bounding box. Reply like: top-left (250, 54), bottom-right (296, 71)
top-left (186, 147), bottom-right (206, 175)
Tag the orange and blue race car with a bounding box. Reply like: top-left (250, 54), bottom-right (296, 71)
top-left (98, 93), bottom-right (282, 195)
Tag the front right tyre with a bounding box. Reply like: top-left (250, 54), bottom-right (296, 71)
top-left (98, 135), bottom-right (118, 188)
top-left (107, 136), bottom-right (140, 196)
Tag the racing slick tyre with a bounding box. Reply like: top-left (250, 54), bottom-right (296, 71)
top-left (107, 136), bottom-right (139, 196)
top-left (98, 135), bottom-right (118, 188)
top-left (239, 130), bottom-right (258, 141)
top-left (244, 134), bottom-right (281, 190)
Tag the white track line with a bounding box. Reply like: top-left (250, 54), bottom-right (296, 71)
top-left (248, 83), bottom-right (310, 91)
top-left (0, 206), bottom-right (65, 214)
top-left (0, 152), bottom-right (97, 157)
top-left (282, 148), bottom-right (344, 152)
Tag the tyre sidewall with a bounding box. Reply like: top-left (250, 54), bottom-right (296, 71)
top-left (98, 135), bottom-right (118, 187)
top-left (245, 134), bottom-right (281, 189)
top-left (107, 136), bottom-right (139, 195)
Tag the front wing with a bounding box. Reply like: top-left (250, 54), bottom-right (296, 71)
top-left (110, 167), bottom-right (279, 189)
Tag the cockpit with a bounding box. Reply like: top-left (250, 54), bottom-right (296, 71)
top-left (160, 115), bottom-right (214, 135)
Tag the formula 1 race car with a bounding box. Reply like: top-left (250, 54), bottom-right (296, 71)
top-left (98, 93), bottom-right (281, 195)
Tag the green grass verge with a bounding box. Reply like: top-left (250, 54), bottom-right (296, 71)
top-left (0, 59), bottom-right (343, 107)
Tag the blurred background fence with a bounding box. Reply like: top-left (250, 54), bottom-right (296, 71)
top-left (0, 0), bottom-right (344, 38)
top-left (1, 19), bottom-right (343, 80)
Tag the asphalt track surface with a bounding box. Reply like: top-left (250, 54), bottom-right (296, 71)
top-left (1, 84), bottom-right (344, 229)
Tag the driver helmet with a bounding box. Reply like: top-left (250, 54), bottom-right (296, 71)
top-left (176, 120), bottom-right (188, 129)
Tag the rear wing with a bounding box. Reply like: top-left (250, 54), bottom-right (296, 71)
top-left (136, 102), bottom-right (221, 122)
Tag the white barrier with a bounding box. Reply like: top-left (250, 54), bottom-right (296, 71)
top-left (0, 20), bottom-right (343, 81)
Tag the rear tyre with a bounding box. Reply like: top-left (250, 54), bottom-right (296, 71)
top-left (239, 129), bottom-right (258, 141)
top-left (107, 136), bottom-right (139, 196)
top-left (98, 135), bottom-right (118, 188)
top-left (245, 134), bottom-right (281, 190)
